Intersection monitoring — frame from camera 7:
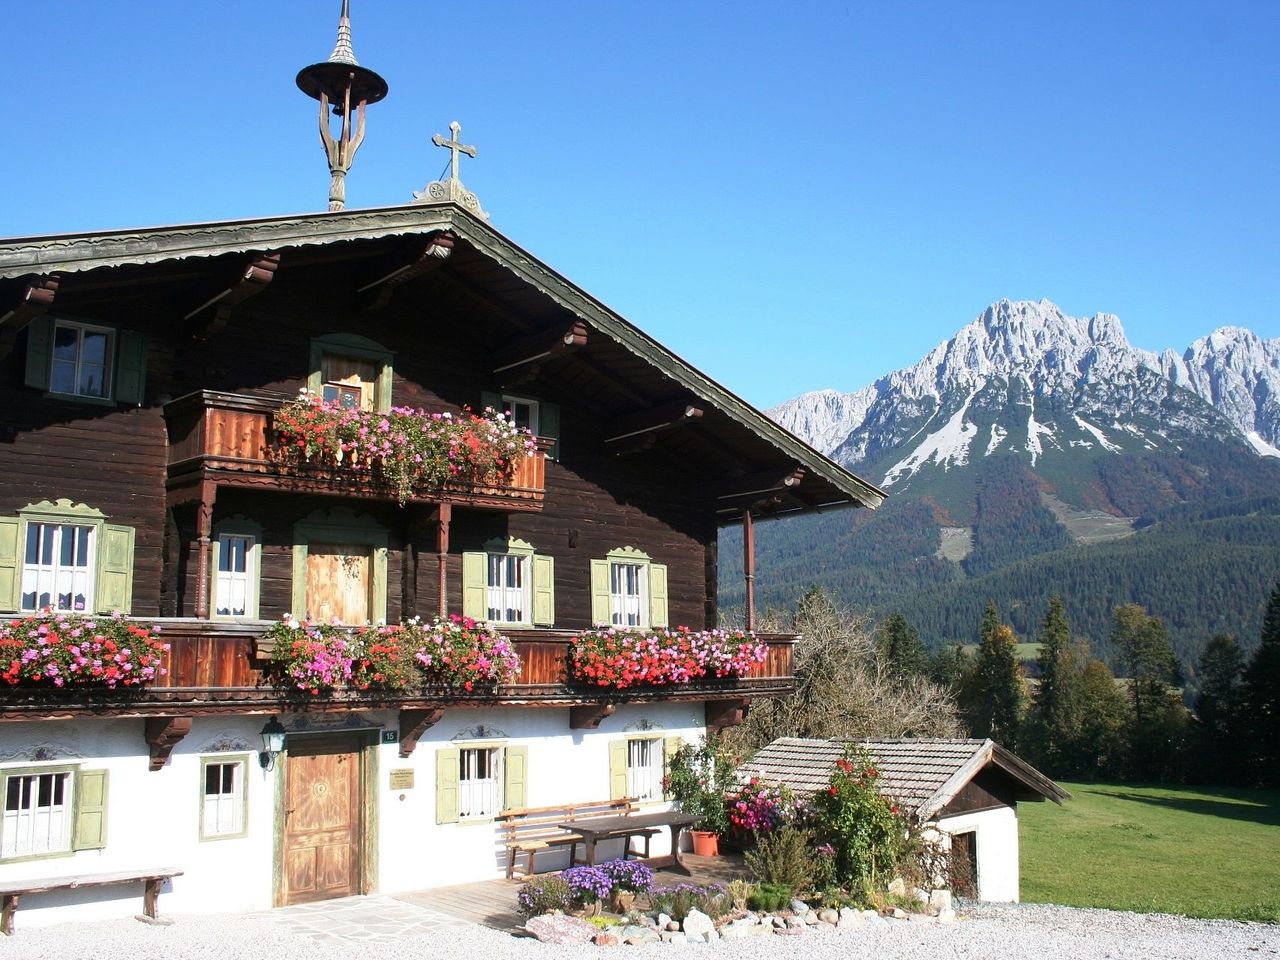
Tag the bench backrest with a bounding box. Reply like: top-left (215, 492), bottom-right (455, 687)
top-left (496, 798), bottom-right (635, 839)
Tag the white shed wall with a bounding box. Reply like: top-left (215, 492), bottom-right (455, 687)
top-left (936, 805), bottom-right (1020, 902)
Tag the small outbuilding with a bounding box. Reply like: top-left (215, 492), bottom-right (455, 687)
top-left (739, 737), bottom-right (1069, 902)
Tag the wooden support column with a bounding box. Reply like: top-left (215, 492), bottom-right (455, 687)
top-left (399, 708), bottom-right (445, 759)
top-left (144, 716), bottom-right (193, 771)
top-left (436, 503), bottom-right (452, 617)
top-left (743, 508), bottom-right (756, 632)
top-left (193, 481), bottom-right (216, 619)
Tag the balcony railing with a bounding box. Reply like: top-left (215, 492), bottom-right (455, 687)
top-left (163, 390), bottom-right (547, 509)
top-left (0, 620), bottom-right (797, 719)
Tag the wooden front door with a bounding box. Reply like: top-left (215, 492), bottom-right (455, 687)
top-left (305, 544), bottom-right (370, 624)
top-left (282, 735), bottom-right (362, 905)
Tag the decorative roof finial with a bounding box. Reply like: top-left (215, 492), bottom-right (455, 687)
top-left (412, 121), bottom-right (489, 220)
top-left (296, 1), bottom-right (388, 211)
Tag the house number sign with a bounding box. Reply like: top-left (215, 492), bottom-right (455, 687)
top-left (389, 768), bottom-right (415, 790)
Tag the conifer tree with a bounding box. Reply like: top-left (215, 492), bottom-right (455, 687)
top-left (1242, 583), bottom-right (1280, 785)
top-left (1027, 596), bottom-right (1080, 773)
top-left (1111, 603), bottom-right (1184, 781)
top-left (1196, 633), bottom-right (1245, 783)
top-left (962, 601), bottom-right (1025, 749)
top-left (878, 612), bottom-right (927, 679)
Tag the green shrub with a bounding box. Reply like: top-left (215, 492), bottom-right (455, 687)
top-left (746, 882), bottom-right (791, 912)
top-left (665, 737), bottom-right (734, 834)
top-left (515, 874), bottom-right (572, 917)
top-left (744, 826), bottom-right (815, 893)
top-left (648, 884), bottom-right (732, 922)
top-left (810, 749), bottom-right (912, 891)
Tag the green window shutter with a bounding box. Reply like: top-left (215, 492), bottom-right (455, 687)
top-left (96, 524), bottom-right (135, 614)
top-left (73, 769), bottom-right (109, 850)
top-left (531, 555), bottom-right (555, 626)
top-left (590, 559), bottom-right (611, 626)
top-left (461, 552), bottom-right (487, 620)
top-left (435, 747), bottom-right (460, 824)
top-left (113, 330), bottom-right (148, 405)
top-left (0, 516), bottom-right (20, 611)
top-left (480, 391), bottom-right (502, 416)
top-left (608, 739), bottom-right (628, 801)
top-left (503, 744), bottom-right (528, 811)
top-left (540, 402), bottom-right (560, 462)
top-left (649, 563), bottom-right (669, 628)
top-left (662, 737), bottom-right (681, 800)
top-left (23, 316), bottom-right (53, 391)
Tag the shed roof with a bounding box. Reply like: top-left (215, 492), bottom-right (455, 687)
top-left (739, 737), bottom-right (1069, 820)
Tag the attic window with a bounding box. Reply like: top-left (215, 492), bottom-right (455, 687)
top-left (307, 334), bottom-right (393, 414)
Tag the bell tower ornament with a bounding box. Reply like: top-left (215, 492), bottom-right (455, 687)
top-left (413, 121), bottom-right (490, 220)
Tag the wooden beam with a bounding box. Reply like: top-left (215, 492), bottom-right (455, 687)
top-left (399, 708), bottom-right (445, 758)
top-left (357, 233), bottom-right (454, 313)
top-left (569, 353), bottom-right (652, 407)
top-left (716, 492), bottom-right (785, 515)
top-left (742, 509), bottom-right (756, 632)
top-left (492, 321), bottom-right (588, 375)
top-left (436, 269), bottom-right (537, 333)
top-left (717, 467), bottom-right (805, 501)
top-left (184, 254), bottom-right (280, 333)
top-left (604, 401), bottom-right (703, 444)
top-left (705, 698), bottom-right (750, 734)
top-left (144, 716), bottom-right (193, 771)
top-left (569, 703), bottom-right (616, 730)
top-left (0, 274), bottom-right (59, 358)
top-left (193, 481), bottom-right (216, 620)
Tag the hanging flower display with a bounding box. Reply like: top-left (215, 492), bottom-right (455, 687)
top-left (272, 391), bottom-right (538, 505)
top-left (569, 626), bottom-right (767, 690)
top-left (0, 612), bottom-right (168, 689)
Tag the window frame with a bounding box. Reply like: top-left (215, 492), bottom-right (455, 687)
top-left (306, 334), bottom-right (394, 414)
top-left (0, 764), bottom-right (78, 864)
top-left (211, 517), bottom-right (262, 621)
top-left (609, 559), bottom-right (649, 628)
top-left (457, 743), bottom-right (505, 821)
top-left (49, 319), bottom-right (115, 401)
top-left (198, 755), bottom-right (250, 842)
top-left (624, 736), bottom-right (665, 803)
top-left (20, 520), bottom-right (97, 615)
top-left (499, 394), bottom-right (540, 436)
top-left (483, 536), bottom-right (536, 627)
top-left (591, 547), bottom-right (667, 630)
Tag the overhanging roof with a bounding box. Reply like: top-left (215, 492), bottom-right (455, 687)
top-left (739, 737), bottom-right (1069, 819)
top-left (0, 202), bottom-right (885, 514)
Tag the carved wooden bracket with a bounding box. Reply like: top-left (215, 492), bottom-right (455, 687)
top-left (185, 253), bottom-right (281, 334)
top-left (357, 233), bottom-right (455, 313)
top-left (605, 401), bottom-right (703, 444)
top-left (705, 698), bottom-right (750, 734)
top-left (717, 467), bottom-right (805, 502)
top-left (569, 703), bottom-right (617, 730)
top-left (399, 707), bottom-right (445, 758)
top-left (492, 321), bottom-right (589, 376)
top-left (0, 273), bottom-right (59, 359)
top-left (144, 716), bottom-right (194, 771)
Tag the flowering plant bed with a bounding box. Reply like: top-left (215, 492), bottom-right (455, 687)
top-left (569, 627), bottom-right (767, 689)
top-left (0, 612), bottom-right (168, 689)
top-left (272, 391), bottom-right (538, 505)
top-left (263, 614), bottom-right (520, 694)
top-left (726, 778), bottom-right (798, 835)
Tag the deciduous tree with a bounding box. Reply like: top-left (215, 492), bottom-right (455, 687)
top-left (1242, 583), bottom-right (1280, 785)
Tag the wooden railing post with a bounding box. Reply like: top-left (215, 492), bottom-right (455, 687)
top-left (437, 502), bottom-right (452, 616)
top-left (742, 508), bottom-right (756, 632)
top-left (193, 481), bottom-right (217, 619)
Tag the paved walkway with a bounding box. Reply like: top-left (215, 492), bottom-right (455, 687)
top-left (264, 894), bottom-right (473, 945)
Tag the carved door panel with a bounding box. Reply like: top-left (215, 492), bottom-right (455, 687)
top-left (282, 735), bottom-right (361, 905)
top-left (305, 544), bottom-right (371, 624)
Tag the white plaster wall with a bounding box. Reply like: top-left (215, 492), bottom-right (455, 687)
top-left (0, 716), bottom-right (277, 928)
top-left (0, 701), bottom-right (707, 928)
top-left (936, 805), bottom-right (1020, 902)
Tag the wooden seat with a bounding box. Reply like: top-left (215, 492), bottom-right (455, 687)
top-left (0, 867), bottom-right (184, 936)
top-left (496, 799), bottom-right (656, 879)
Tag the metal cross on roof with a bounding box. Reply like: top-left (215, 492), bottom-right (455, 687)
top-left (432, 121), bottom-right (477, 183)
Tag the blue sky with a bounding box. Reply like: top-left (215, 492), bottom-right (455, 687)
top-left (5, 1), bottom-right (1277, 408)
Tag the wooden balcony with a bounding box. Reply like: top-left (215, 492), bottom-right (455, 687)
top-left (163, 390), bottom-right (547, 510)
top-left (0, 621), bottom-right (797, 720)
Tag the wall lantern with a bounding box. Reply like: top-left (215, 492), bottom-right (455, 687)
top-left (259, 716), bottom-right (287, 770)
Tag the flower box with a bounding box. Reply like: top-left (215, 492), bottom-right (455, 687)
top-left (0, 613), bottom-right (168, 689)
top-left (568, 627), bottom-right (767, 690)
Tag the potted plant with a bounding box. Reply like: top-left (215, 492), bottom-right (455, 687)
top-left (600, 858), bottom-right (653, 913)
top-left (664, 736), bottom-right (734, 856)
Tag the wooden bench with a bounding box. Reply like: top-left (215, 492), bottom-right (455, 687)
top-left (0, 867), bottom-right (184, 936)
top-left (496, 799), bottom-right (657, 879)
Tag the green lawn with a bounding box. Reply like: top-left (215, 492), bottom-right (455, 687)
top-left (1019, 781), bottom-right (1280, 922)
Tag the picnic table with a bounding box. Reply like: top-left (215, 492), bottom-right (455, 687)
top-left (558, 809), bottom-right (699, 873)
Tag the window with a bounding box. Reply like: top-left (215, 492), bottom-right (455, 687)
top-left (626, 738), bottom-right (664, 801)
top-left (320, 354), bottom-right (377, 412)
top-left (590, 548), bottom-right (668, 629)
top-left (500, 395), bottom-right (539, 435)
top-left (1, 770), bottom-right (73, 859)
top-left (21, 522), bottom-right (95, 613)
top-left (307, 334), bottom-right (393, 414)
top-left (458, 747), bottom-right (504, 819)
top-left (462, 540), bottom-right (554, 627)
top-left (50, 321), bottom-right (113, 399)
top-left (486, 553), bottom-right (529, 624)
top-left (212, 524), bottom-right (259, 619)
top-left (200, 758), bottom-right (247, 840)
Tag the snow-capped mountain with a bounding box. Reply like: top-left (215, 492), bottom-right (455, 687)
top-left (771, 299), bottom-right (1280, 491)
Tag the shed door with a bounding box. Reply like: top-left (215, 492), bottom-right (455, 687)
top-left (282, 734), bottom-right (362, 905)
top-left (305, 544), bottom-right (370, 624)
top-left (951, 830), bottom-right (978, 899)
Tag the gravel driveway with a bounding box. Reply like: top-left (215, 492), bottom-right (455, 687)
top-left (4, 899), bottom-right (1276, 960)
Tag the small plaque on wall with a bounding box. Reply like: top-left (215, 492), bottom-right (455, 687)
top-left (389, 768), bottom-right (415, 790)
top-left (381, 730), bottom-right (399, 745)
